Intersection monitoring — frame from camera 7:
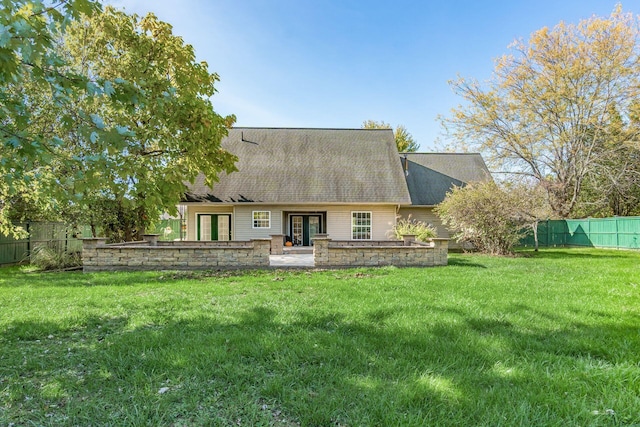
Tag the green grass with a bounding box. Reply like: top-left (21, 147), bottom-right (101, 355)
top-left (1, 248), bottom-right (639, 426)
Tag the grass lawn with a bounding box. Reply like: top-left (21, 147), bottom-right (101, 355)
top-left (0, 248), bottom-right (639, 426)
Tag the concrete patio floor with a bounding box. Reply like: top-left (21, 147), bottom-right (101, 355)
top-left (269, 254), bottom-right (315, 267)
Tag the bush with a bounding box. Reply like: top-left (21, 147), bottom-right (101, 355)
top-left (435, 181), bottom-right (531, 255)
top-left (389, 216), bottom-right (437, 242)
top-left (30, 245), bottom-right (82, 271)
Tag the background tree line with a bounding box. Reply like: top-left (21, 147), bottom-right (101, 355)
top-left (442, 5), bottom-right (640, 222)
top-left (437, 6), bottom-right (640, 254)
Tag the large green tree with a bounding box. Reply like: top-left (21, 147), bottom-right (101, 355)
top-left (0, 0), bottom-right (104, 236)
top-left (1, 3), bottom-right (237, 240)
top-left (362, 120), bottom-right (419, 152)
top-left (56, 7), bottom-right (237, 240)
top-left (444, 7), bottom-right (640, 218)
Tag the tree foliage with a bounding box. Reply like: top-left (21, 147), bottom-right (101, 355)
top-left (57, 7), bottom-right (237, 240)
top-left (1, 3), bottom-right (237, 241)
top-left (575, 104), bottom-right (640, 217)
top-left (362, 120), bottom-right (419, 152)
top-left (444, 7), bottom-right (640, 218)
top-left (436, 181), bottom-right (550, 255)
top-left (0, 0), bottom-right (102, 236)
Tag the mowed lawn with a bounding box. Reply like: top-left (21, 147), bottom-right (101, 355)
top-left (0, 249), bottom-right (639, 426)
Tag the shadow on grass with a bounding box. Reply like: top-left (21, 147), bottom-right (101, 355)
top-left (446, 257), bottom-right (487, 268)
top-left (0, 267), bottom-right (283, 288)
top-left (517, 248), bottom-right (634, 260)
top-left (3, 303), bottom-right (639, 426)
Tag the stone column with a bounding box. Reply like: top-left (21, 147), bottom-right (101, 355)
top-left (251, 238), bottom-right (272, 266)
top-left (312, 235), bottom-right (331, 267)
top-left (82, 237), bottom-right (108, 250)
top-left (81, 238), bottom-right (108, 272)
top-left (143, 234), bottom-right (159, 246)
top-left (430, 238), bottom-right (449, 266)
top-left (270, 234), bottom-right (284, 255)
top-left (402, 234), bottom-right (416, 246)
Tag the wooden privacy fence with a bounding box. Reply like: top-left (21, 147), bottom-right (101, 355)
top-left (0, 220), bottom-right (184, 266)
top-left (520, 217), bottom-right (640, 250)
top-left (0, 223), bottom-right (86, 266)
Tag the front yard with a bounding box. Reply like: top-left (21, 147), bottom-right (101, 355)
top-left (1, 249), bottom-right (638, 426)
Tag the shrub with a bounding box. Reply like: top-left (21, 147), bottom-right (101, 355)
top-left (435, 181), bottom-right (538, 255)
top-left (30, 245), bottom-right (82, 271)
top-left (389, 216), bottom-right (437, 242)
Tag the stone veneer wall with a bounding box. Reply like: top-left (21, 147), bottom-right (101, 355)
top-left (313, 235), bottom-right (448, 267)
top-left (82, 235), bottom-right (271, 272)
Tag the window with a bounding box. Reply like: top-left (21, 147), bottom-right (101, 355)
top-left (252, 211), bottom-right (271, 228)
top-left (352, 211), bottom-right (371, 240)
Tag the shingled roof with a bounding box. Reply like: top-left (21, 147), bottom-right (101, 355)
top-left (185, 128), bottom-right (412, 204)
top-left (402, 153), bottom-right (491, 206)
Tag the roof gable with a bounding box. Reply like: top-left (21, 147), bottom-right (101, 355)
top-left (402, 153), bottom-right (491, 205)
top-left (186, 128), bottom-right (412, 204)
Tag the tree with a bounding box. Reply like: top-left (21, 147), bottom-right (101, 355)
top-left (506, 181), bottom-right (553, 251)
top-left (57, 7), bottom-right (237, 240)
top-left (444, 7), bottom-right (640, 218)
top-left (435, 180), bottom-right (549, 255)
top-left (0, 0), bottom-right (103, 237)
top-left (362, 120), bottom-right (419, 152)
top-left (2, 5), bottom-right (237, 241)
top-left (574, 103), bottom-right (640, 217)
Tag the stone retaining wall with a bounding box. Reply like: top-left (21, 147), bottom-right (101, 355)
top-left (82, 235), bottom-right (271, 272)
top-left (313, 236), bottom-right (448, 267)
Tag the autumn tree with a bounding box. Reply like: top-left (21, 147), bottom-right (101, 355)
top-left (362, 120), bottom-right (419, 152)
top-left (444, 7), bottom-right (640, 218)
top-left (575, 104), bottom-right (640, 217)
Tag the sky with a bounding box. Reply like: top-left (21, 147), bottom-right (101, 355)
top-left (106, 0), bottom-right (640, 151)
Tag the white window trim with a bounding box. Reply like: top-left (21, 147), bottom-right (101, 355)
top-left (252, 210), bottom-right (271, 229)
top-left (351, 211), bottom-right (372, 240)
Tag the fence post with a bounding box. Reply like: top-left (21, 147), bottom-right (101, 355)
top-left (616, 217), bottom-right (620, 250)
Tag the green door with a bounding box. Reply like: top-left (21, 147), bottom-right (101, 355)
top-left (198, 214), bottom-right (231, 241)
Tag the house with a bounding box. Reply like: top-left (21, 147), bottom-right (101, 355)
top-left (181, 127), bottom-right (490, 245)
top-left (398, 152), bottom-right (492, 241)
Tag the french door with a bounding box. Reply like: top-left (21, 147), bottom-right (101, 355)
top-left (198, 214), bottom-right (231, 241)
top-left (291, 215), bottom-right (321, 246)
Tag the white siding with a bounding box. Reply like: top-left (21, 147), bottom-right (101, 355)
top-left (186, 204), bottom-right (398, 242)
top-left (327, 205), bottom-right (396, 240)
top-left (326, 209), bottom-right (351, 240)
top-left (233, 205), bottom-right (283, 241)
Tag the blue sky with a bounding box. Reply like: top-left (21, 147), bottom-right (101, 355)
top-left (108, 1), bottom-right (639, 150)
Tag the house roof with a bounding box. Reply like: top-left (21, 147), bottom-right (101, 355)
top-left (185, 128), bottom-right (412, 204)
top-left (401, 153), bottom-right (492, 205)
